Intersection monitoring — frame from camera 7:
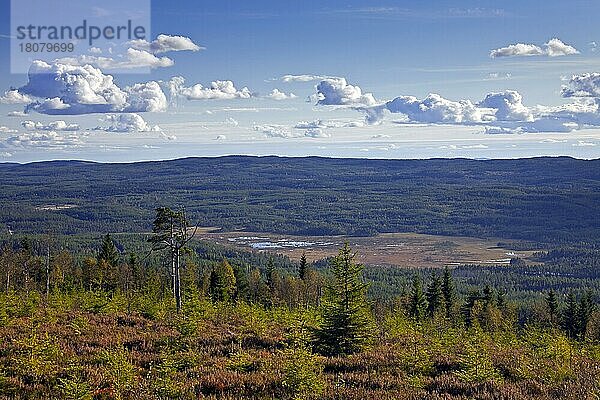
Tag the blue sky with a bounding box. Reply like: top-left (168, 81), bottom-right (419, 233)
top-left (1, 0), bottom-right (600, 162)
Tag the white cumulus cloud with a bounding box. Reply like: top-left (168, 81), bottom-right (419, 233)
top-left (2, 131), bottom-right (82, 148)
top-left (0, 89), bottom-right (33, 104)
top-left (18, 61), bottom-right (168, 115)
top-left (21, 120), bottom-right (79, 131)
top-left (572, 140), bottom-right (597, 147)
top-left (254, 124), bottom-right (331, 138)
top-left (477, 91), bottom-right (534, 121)
top-left (266, 89), bottom-right (297, 100)
top-left (96, 113), bottom-right (176, 140)
top-left (545, 38), bottom-right (580, 57)
top-left (490, 43), bottom-right (544, 58)
top-left (254, 124), bottom-right (291, 138)
top-left (57, 48), bottom-right (175, 70)
top-left (7, 111), bottom-right (28, 117)
top-left (315, 77), bottom-right (377, 106)
top-left (561, 73), bottom-right (600, 98)
top-left (280, 74), bottom-right (334, 82)
top-left (490, 38), bottom-right (579, 58)
top-left (97, 113), bottom-right (159, 132)
top-left (168, 77), bottom-right (252, 100)
top-left (357, 86), bottom-right (593, 133)
top-left (385, 93), bottom-right (494, 124)
top-left (128, 34), bottom-right (202, 54)
top-left (294, 119), bottom-right (364, 129)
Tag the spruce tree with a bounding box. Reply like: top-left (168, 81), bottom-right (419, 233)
top-left (299, 252), bottom-right (308, 281)
top-left (545, 289), bottom-right (559, 325)
top-left (314, 243), bottom-right (374, 356)
top-left (97, 234), bottom-right (119, 291)
top-left (562, 291), bottom-right (579, 338)
top-left (232, 264), bottom-right (250, 301)
top-left (482, 285), bottom-right (494, 307)
top-left (578, 290), bottom-right (595, 338)
top-left (266, 257), bottom-right (276, 289)
top-left (98, 234), bottom-right (119, 268)
top-left (209, 258), bottom-right (237, 302)
top-left (409, 276), bottom-right (428, 322)
top-left (496, 290), bottom-right (507, 311)
top-left (462, 290), bottom-right (482, 327)
top-left (128, 253), bottom-right (142, 292)
top-left (441, 266), bottom-right (455, 319)
top-left (426, 273), bottom-right (443, 317)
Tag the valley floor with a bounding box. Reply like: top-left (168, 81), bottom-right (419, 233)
top-left (194, 228), bottom-right (541, 268)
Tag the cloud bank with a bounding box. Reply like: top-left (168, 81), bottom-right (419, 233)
top-left (350, 86), bottom-right (598, 133)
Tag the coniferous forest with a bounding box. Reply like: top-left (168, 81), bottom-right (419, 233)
top-left (1, 156), bottom-right (600, 399)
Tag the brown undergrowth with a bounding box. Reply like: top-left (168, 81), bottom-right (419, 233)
top-left (0, 292), bottom-right (599, 399)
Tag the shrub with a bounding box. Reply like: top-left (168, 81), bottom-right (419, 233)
top-left (148, 354), bottom-right (186, 398)
top-left (455, 334), bottom-right (502, 383)
top-left (98, 347), bottom-right (137, 399)
top-left (57, 376), bottom-right (93, 400)
top-left (282, 345), bottom-right (324, 400)
top-left (226, 350), bottom-right (256, 373)
top-left (12, 330), bottom-right (63, 384)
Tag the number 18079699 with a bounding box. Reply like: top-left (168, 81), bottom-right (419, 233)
top-left (19, 42), bottom-right (75, 52)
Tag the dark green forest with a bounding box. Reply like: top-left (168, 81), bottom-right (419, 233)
top-left (1, 156), bottom-right (599, 244)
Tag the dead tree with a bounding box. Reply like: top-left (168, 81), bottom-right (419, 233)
top-left (148, 207), bottom-right (197, 312)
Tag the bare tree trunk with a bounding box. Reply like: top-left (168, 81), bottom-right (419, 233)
top-left (23, 260), bottom-right (29, 294)
top-left (171, 251), bottom-right (176, 298)
top-left (175, 249), bottom-right (182, 312)
top-left (45, 242), bottom-right (50, 298)
top-left (170, 216), bottom-right (176, 300)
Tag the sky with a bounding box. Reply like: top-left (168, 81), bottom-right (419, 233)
top-left (1, 0), bottom-right (600, 162)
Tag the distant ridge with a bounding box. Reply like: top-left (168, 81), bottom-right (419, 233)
top-left (0, 156), bottom-right (598, 244)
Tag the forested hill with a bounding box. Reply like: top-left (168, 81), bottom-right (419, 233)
top-left (1, 156), bottom-right (599, 244)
